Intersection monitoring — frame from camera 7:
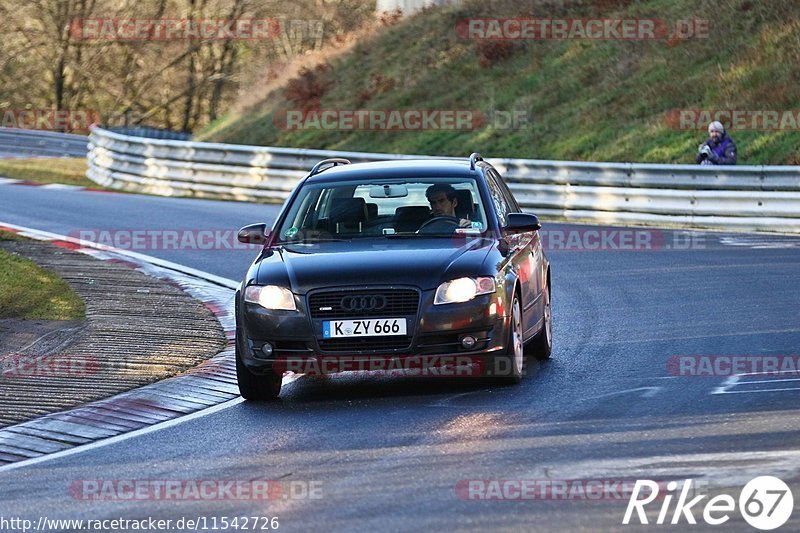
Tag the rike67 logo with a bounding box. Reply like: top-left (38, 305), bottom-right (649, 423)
top-left (623, 477), bottom-right (793, 530)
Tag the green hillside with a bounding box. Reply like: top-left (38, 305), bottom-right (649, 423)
top-left (198, 0), bottom-right (800, 165)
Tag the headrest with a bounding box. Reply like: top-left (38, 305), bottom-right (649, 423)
top-left (329, 198), bottom-right (367, 225)
top-left (452, 189), bottom-right (474, 219)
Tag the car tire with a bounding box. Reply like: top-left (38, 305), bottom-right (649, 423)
top-left (496, 294), bottom-right (525, 384)
top-left (235, 330), bottom-right (282, 401)
top-left (525, 282), bottom-right (552, 361)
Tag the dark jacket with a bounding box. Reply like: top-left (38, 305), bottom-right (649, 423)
top-left (697, 133), bottom-right (737, 165)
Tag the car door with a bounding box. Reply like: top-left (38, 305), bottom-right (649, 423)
top-left (488, 169), bottom-right (541, 339)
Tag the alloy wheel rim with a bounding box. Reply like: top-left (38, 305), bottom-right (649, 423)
top-left (513, 299), bottom-right (523, 374)
top-left (544, 287), bottom-right (552, 349)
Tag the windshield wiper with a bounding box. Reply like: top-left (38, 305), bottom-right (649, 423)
top-left (280, 238), bottom-right (350, 244)
top-left (379, 233), bottom-right (419, 239)
top-left (384, 233), bottom-right (455, 239)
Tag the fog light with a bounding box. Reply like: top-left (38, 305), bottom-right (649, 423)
top-left (261, 343), bottom-right (274, 357)
top-left (461, 336), bottom-right (477, 349)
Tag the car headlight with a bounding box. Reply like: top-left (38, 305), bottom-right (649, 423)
top-left (244, 285), bottom-right (297, 311)
top-left (434, 277), bottom-right (496, 305)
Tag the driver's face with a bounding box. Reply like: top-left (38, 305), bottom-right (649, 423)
top-left (428, 192), bottom-right (457, 217)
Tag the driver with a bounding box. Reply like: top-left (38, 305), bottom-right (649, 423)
top-left (424, 184), bottom-right (471, 228)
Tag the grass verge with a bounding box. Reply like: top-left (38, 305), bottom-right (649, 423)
top-left (0, 231), bottom-right (86, 320)
top-left (0, 158), bottom-right (96, 187)
top-left (200, 0), bottom-right (800, 165)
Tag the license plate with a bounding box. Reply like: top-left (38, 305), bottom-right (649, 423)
top-left (323, 318), bottom-right (407, 338)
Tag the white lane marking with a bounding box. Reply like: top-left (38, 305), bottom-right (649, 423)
top-left (589, 327), bottom-right (800, 345)
top-left (0, 221), bottom-right (238, 289)
top-left (583, 386), bottom-right (662, 400)
top-left (712, 374), bottom-right (740, 394)
top-left (712, 372), bottom-right (800, 395)
top-left (0, 398), bottom-right (245, 474)
top-left (39, 183), bottom-right (82, 190)
top-left (719, 236), bottom-right (800, 249)
top-left (617, 376), bottom-right (681, 381)
top-left (524, 449), bottom-right (800, 488)
top-left (716, 387), bottom-right (800, 394)
top-left (734, 377), bottom-right (800, 385)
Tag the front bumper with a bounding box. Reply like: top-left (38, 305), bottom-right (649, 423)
top-left (237, 287), bottom-right (511, 377)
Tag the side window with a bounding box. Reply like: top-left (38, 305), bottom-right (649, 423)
top-left (486, 171), bottom-right (510, 226)
top-left (489, 169), bottom-right (520, 213)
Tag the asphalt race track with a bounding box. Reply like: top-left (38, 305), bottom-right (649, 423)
top-left (1, 183), bottom-right (799, 531)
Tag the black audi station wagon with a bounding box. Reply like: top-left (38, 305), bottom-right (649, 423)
top-left (235, 154), bottom-right (552, 399)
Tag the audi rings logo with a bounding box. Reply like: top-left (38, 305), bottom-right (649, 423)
top-left (340, 295), bottom-right (387, 312)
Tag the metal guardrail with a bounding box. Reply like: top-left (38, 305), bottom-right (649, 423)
top-left (377, 0), bottom-right (453, 15)
top-left (107, 126), bottom-right (192, 141)
top-left (87, 126), bottom-right (800, 233)
top-left (0, 128), bottom-right (88, 158)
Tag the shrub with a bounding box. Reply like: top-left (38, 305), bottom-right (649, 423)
top-left (476, 41), bottom-right (517, 68)
top-left (283, 63), bottom-right (333, 111)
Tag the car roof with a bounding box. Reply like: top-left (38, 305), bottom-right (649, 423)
top-left (304, 159), bottom-right (484, 184)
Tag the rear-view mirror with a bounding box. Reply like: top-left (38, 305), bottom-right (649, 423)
top-left (369, 184), bottom-right (408, 198)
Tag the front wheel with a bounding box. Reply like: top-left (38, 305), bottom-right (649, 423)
top-left (235, 330), bottom-right (282, 400)
top-left (496, 295), bottom-right (525, 384)
top-left (525, 283), bottom-right (552, 360)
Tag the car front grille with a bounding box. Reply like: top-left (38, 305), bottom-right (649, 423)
top-left (308, 289), bottom-right (420, 319)
top-left (317, 337), bottom-right (411, 353)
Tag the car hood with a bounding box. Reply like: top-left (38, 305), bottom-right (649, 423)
top-left (255, 238), bottom-right (496, 294)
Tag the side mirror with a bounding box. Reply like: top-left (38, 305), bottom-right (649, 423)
top-left (237, 223), bottom-right (270, 245)
top-left (503, 213), bottom-right (541, 234)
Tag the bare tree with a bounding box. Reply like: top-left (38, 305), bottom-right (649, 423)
top-left (0, 0), bottom-right (375, 132)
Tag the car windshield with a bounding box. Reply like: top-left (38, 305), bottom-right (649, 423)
top-left (276, 177), bottom-right (489, 243)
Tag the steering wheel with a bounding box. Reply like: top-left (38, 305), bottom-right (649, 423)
top-left (417, 215), bottom-right (460, 234)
